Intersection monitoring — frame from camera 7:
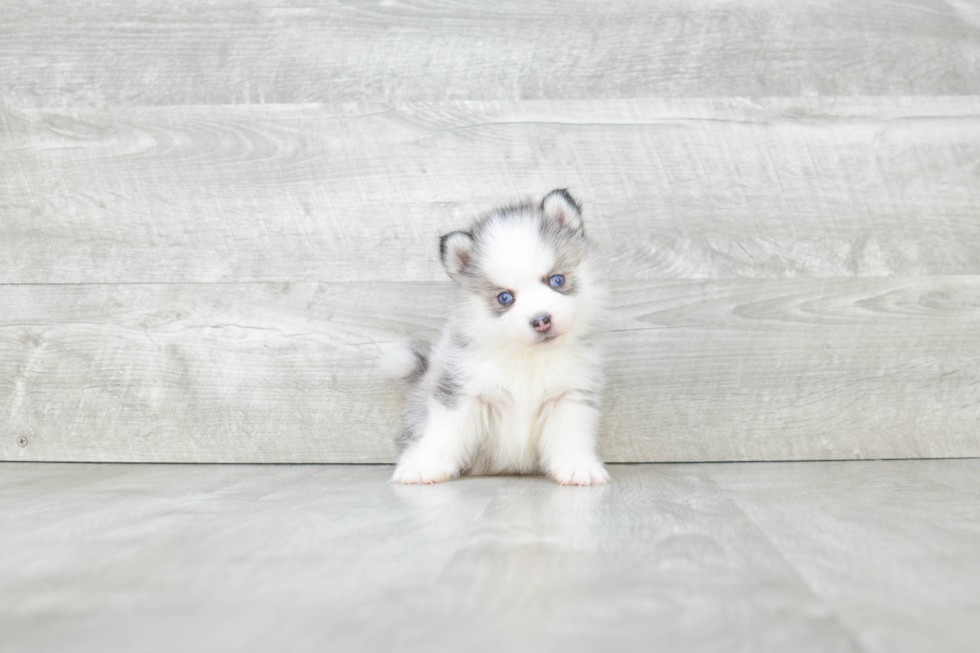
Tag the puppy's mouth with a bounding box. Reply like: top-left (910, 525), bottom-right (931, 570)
top-left (534, 331), bottom-right (562, 344)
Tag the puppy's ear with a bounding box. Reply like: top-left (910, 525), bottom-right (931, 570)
top-left (541, 188), bottom-right (583, 233)
top-left (439, 231), bottom-right (474, 279)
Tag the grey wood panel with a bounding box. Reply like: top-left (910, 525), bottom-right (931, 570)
top-left (2, 277), bottom-right (978, 463)
top-left (3, 0), bottom-right (980, 108)
top-left (4, 461), bottom-right (980, 653)
top-left (2, 98), bottom-right (980, 284)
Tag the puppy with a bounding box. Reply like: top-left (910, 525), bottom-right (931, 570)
top-left (383, 189), bottom-right (609, 485)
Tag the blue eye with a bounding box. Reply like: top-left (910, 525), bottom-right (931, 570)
top-left (549, 275), bottom-right (565, 288)
top-left (497, 291), bottom-right (514, 306)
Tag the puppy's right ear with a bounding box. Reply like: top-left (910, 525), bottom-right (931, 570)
top-left (439, 231), bottom-right (474, 280)
top-left (541, 188), bottom-right (583, 233)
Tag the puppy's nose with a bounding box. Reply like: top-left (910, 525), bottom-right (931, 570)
top-left (531, 314), bottom-right (552, 333)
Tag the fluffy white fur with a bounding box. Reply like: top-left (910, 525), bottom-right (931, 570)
top-left (378, 344), bottom-right (422, 380)
top-left (387, 190), bottom-right (609, 486)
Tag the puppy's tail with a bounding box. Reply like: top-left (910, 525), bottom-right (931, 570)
top-left (377, 342), bottom-right (429, 385)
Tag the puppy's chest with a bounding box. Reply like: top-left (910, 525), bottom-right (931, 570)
top-left (465, 353), bottom-right (578, 412)
top-left (469, 369), bottom-right (552, 472)
top-left (461, 350), bottom-right (588, 473)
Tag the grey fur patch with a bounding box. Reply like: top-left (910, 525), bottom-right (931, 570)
top-left (470, 203), bottom-right (537, 237)
top-left (406, 342), bottom-right (429, 383)
top-left (434, 368), bottom-right (463, 408)
top-left (538, 205), bottom-right (588, 297)
top-left (539, 215), bottom-right (586, 259)
top-left (398, 387), bottom-right (428, 452)
top-left (396, 427), bottom-right (419, 450)
top-left (543, 270), bottom-right (579, 296)
top-left (394, 341), bottom-right (433, 452)
top-left (486, 291), bottom-right (516, 317)
top-left (460, 268), bottom-right (515, 317)
top-left (578, 389), bottom-right (603, 410)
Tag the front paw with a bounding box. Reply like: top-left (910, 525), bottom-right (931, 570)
top-left (550, 463), bottom-right (611, 486)
top-left (391, 458), bottom-right (459, 485)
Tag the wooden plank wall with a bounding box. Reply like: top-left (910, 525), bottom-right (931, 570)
top-left (1, 0), bottom-right (979, 463)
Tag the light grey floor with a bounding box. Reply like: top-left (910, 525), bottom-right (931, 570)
top-left (2, 461), bottom-right (978, 653)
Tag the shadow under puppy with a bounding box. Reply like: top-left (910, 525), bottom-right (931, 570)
top-left (383, 190), bottom-right (609, 485)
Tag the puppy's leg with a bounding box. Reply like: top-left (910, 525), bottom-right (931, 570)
top-left (538, 395), bottom-right (610, 486)
top-left (392, 399), bottom-right (482, 484)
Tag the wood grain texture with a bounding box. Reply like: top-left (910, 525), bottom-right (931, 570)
top-left (709, 460), bottom-right (980, 653)
top-left (2, 277), bottom-right (978, 463)
top-left (2, 0), bottom-right (980, 108)
top-left (2, 98), bottom-right (980, 284)
top-left (3, 461), bottom-right (979, 653)
top-left (3, 1), bottom-right (980, 463)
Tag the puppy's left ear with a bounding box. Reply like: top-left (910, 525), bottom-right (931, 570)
top-left (439, 231), bottom-right (474, 280)
top-left (541, 188), bottom-right (583, 233)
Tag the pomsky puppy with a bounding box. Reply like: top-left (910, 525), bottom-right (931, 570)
top-left (382, 189), bottom-right (609, 485)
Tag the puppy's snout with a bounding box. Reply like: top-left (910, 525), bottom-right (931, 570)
top-left (531, 314), bottom-right (552, 333)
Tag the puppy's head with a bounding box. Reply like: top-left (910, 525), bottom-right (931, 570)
top-left (440, 189), bottom-right (601, 349)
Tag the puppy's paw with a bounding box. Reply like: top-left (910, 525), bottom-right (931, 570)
top-left (550, 463), bottom-right (611, 486)
top-left (391, 458), bottom-right (459, 485)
